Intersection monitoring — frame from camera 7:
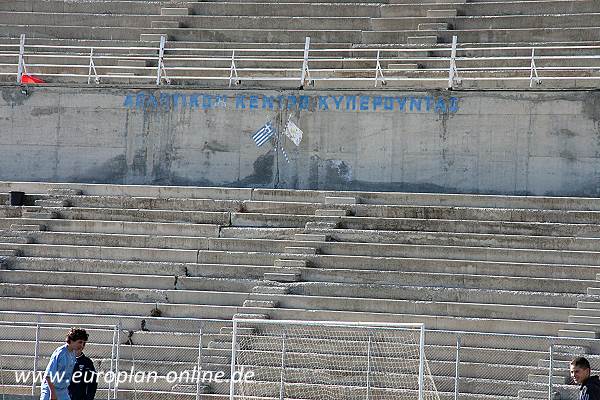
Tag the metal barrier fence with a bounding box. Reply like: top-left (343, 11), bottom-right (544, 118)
top-left (423, 330), bottom-right (597, 400)
top-left (0, 321), bottom-right (119, 400)
top-left (1, 319), bottom-right (597, 400)
top-left (0, 319), bottom-right (231, 400)
top-left (1, 34), bottom-right (599, 89)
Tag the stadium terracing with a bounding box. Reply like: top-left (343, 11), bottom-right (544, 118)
top-left (1, 1), bottom-right (600, 400)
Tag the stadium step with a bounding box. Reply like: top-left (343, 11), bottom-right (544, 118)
top-left (587, 288), bottom-right (600, 296)
top-left (418, 22), bottom-right (450, 31)
top-left (527, 374), bottom-right (569, 385)
top-left (518, 389), bottom-right (560, 400)
top-left (426, 9), bottom-right (458, 17)
top-left (140, 33), bottom-right (168, 42)
top-left (34, 199), bottom-right (70, 207)
top-left (151, 21), bottom-right (181, 29)
top-left (314, 209), bottom-right (350, 217)
top-left (324, 196), bottom-right (357, 205)
top-left (305, 221), bottom-right (339, 230)
top-left (294, 233), bottom-right (328, 242)
top-left (0, 249), bottom-right (21, 257)
top-left (406, 35), bottom-right (438, 45)
top-left (220, 326), bottom-right (255, 335)
top-left (21, 210), bottom-right (57, 219)
top-left (0, 236), bottom-right (32, 244)
top-left (161, 8), bottom-right (190, 16)
top-left (274, 259), bottom-right (307, 268)
top-left (263, 272), bottom-right (301, 282)
top-left (251, 285), bottom-right (290, 295)
top-left (10, 224), bottom-right (45, 231)
top-left (232, 313), bottom-right (269, 320)
top-left (47, 188), bottom-right (82, 196)
top-left (243, 300), bottom-right (277, 308)
top-left (284, 246), bottom-right (318, 255)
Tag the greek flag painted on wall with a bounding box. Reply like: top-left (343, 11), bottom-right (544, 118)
top-left (252, 121), bottom-right (276, 147)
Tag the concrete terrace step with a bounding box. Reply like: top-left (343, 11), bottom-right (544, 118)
top-left (206, 237), bottom-right (600, 266)
top-left (381, 0), bottom-right (598, 17)
top-left (197, 249), bottom-right (600, 280)
top-left (34, 199), bottom-right (70, 207)
top-left (263, 272), bottom-right (301, 282)
top-left (0, 243), bottom-right (200, 263)
top-left (0, 256), bottom-right (287, 281)
top-left (0, 270), bottom-right (177, 290)
top-left (0, 310), bottom-right (229, 334)
top-left (14, 206), bottom-right (232, 225)
top-left (0, 295), bottom-right (572, 336)
top-left (0, 230), bottom-right (209, 250)
top-left (0, 236), bottom-right (32, 244)
top-left (0, 262), bottom-right (588, 307)
top-left (317, 228), bottom-right (600, 252)
top-left (9, 223), bottom-right (46, 231)
top-left (284, 246), bottom-right (318, 255)
top-left (0, 249), bottom-right (21, 256)
top-left (5, 183), bottom-right (600, 210)
top-left (314, 209), bottom-right (350, 217)
top-left (186, 2), bottom-right (381, 17)
top-left (286, 282), bottom-right (588, 308)
top-left (30, 194), bottom-right (243, 212)
top-left (362, 26), bottom-right (600, 45)
top-left (0, 217), bottom-right (221, 237)
top-left (236, 203), bottom-right (600, 224)
top-left (229, 211), bottom-right (600, 235)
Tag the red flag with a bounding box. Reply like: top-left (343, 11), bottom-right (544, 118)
top-left (20, 74), bottom-right (45, 84)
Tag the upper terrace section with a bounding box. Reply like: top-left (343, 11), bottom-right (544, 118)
top-left (0, 0), bottom-right (598, 89)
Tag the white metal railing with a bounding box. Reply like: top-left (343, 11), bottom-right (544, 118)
top-left (1, 34), bottom-right (599, 88)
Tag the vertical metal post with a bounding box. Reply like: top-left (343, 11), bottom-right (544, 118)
top-left (529, 48), bottom-right (541, 87)
top-left (87, 48), bottom-right (99, 85)
top-left (17, 34), bottom-right (25, 83)
top-left (454, 335), bottom-right (461, 400)
top-left (365, 335), bottom-right (372, 400)
top-left (228, 50), bottom-right (239, 87)
top-left (279, 331), bottom-right (287, 400)
top-left (196, 323), bottom-right (203, 400)
top-left (300, 36), bottom-right (311, 86)
top-left (548, 345), bottom-right (554, 400)
top-left (156, 35), bottom-right (166, 85)
top-left (448, 35), bottom-right (458, 89)
top-left (229, 320), bottom-right (238, 400)
top-left (113, 323), bottom-right (121, 399)
top-left (32, 324), bottom-right (40, 395)
top-left (418, 325), bottom-right (425, 400)
top-left (374, 51), bottom-right (385, 88)
top-left (108, 325), bottom-right (117, 400)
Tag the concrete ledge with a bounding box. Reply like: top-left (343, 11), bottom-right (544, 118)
top-left (0, 243), bottom-right (200, 263)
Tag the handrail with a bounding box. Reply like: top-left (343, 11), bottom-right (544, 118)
top-left (4, 34), bottom-right (600, 88)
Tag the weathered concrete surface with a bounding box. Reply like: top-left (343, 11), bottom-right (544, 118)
top-left (0, 86), bottom-right (599, 196)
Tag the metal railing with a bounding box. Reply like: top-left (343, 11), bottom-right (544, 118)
top-left (0, 321), bottom-right (119, 400)
top-left (1, 34), bottom-right (599, 89)
top-left (1, 319), bottom-right (598, 400)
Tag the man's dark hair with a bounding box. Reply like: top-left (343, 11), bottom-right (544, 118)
top-left (571, 356), bottom-right (591, 370)
top-left (66, 328), bottom-right (89, 343)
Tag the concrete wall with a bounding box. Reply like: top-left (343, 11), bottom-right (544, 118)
top-left (1, 85), bottom-right (599, 196)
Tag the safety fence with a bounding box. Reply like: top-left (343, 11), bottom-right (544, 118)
top-left (0, 319), bottom-right (229, 400)
top-left (0, 34), bottom-right (599, 89)
top-left (0, 319), bottom-right (597, 400)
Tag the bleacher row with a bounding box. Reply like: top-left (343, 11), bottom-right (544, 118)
top-left (0, 0), bottom-right (598, 88)
top-left (1, 182), bottom-right (600, 399)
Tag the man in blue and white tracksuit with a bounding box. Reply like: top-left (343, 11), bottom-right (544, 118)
top-left (40, 328), bottom-right (89, 400)
top-left (571, 356), bottom-right (600, 400)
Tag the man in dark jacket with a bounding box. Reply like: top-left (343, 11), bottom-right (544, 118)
top-left (571, 357), bottom-right (600, 400)
top-left (69, 343), bottom-right (97, 400)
